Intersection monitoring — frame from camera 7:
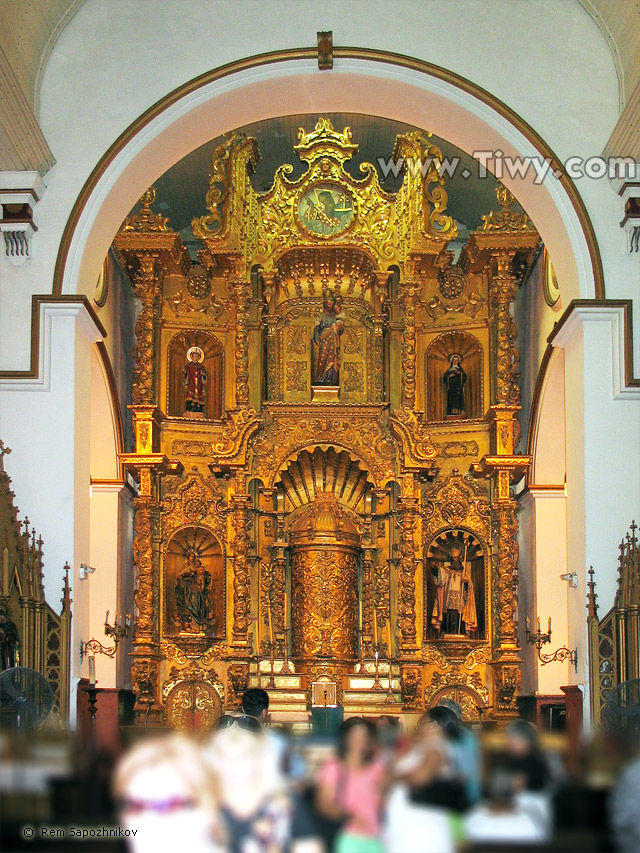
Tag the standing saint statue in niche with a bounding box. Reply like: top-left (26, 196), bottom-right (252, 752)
top-left (443, 353), bottom-right (467, 417)
top-left (431, 545), bottom-right (477, 636)
top-left (312, 292), bottom-right (345, 386)
top-left (183, 346), bottom-right (208, 418)
top-left (174, 551), bottom-right (214, 633)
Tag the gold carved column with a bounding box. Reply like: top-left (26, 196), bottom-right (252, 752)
top-left (132, 254), bottom-right (161, 405)
top-left (398, 278), bottom-right (419, 411)
top-left (232, 279), bottom-right (251, 409)
top-left (231, 473), bottom-right (252, 650)
top-left (290, 493), bottom-right (360, 660)
top-left (397, 476), bottom-right (419, 654)
top-left (121, 407), bottom-right (182, 722)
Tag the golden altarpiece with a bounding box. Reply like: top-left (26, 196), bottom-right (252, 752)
top-left (114, 119), bottom-right (539, 728)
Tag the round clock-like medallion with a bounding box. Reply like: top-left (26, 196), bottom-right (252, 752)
top-left (298, 184), bottom-right (354, 237)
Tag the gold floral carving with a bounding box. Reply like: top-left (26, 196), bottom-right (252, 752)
top-left (231, 489), bottom-right (251, 648)
top-left (286, 362), bottom-right (308, 392)
top-left (401, 667), bottom-right (422, 710)
top-left (131, 254), bottom-right (160, 405)
top-left (423, 470), bottom-right (492, 546)
top-left (161, 468), bottom-right (226, 542)
top-left (291, 549), bottom-right (359, 659)
top-left (397, 496), bottom-right (419, 651)
top-left (132, 494), bottom-right (156, 642)
top-left (131, 658), bottom-right (159, 710)
top-left (435, 440), bottom-right (480, 459)
top-left (495, 501), bottom-right (519, 648)
top-left (424, 671), bottom-right (490, 718)
top-left (390, 408), bottom-right (438, 472)
top-left (491, 251), bottom-right (520, 408)
top-left (233, 281), bottom-right (251, 408)
top-left (192, 132), bottom-right (259, 255)
top-left (122, 188), bottom-right (171, 233)
top-left (399, 280), bottom-right (418, 410)
top-left (251, 406), bottom-right (397, 488)
top-left (166, 289), bottom-right (227, 321)
top-left (342, 362), bottom-right (364, 393)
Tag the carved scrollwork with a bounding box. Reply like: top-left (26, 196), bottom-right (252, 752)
top-left (390, 408), bottom-right (438, 470)
top-left (423, 469), bottom-right (492, 546)
top-left (161, 467), bottom-right (226, 542)
top-left (251, 407), bottom-right (397, 488)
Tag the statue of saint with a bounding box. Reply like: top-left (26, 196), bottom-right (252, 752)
top-left (443, 353), bottom-right (467, 416)
top-left (312, 292), bottom-right (345, 386)
top-left (431, 545), bottom-right (477, 636)
top-left (174, 552), bottom-right (214, 632)
top-left (183, 346), bottom-right (208, 417)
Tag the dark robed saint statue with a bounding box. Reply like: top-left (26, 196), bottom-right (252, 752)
top-left (443, 353), bottom-right (467, 416)
top-left (312, 293), bottom-right (345, 386)
top-left (183, 346), bottom-right (208, 416)
top-left (174, 552), bottom-right (214, 632)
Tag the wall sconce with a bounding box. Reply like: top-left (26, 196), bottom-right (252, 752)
top-left (526, 617), bottom-right (578, 672)
top-left (79, 611), bottom-right (131, 661)
top-left (79, 563), bottom-right (97, 580)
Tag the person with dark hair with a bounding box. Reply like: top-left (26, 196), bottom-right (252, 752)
top-left (504, 719), bottom-right (553, 837)
top-left (384, 706), bottom-right (462, 853)
top-left (241, 687), bottom-right (270, 722)
top-left (316, 717), bottom-right (385, 853)
top-left (437, 698), bottom-right (481, 804)
top-left (241, 687), bottom-right (287, 779)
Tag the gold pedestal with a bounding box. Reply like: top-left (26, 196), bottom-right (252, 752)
top-left (311, 385), bottom-right (340, 403)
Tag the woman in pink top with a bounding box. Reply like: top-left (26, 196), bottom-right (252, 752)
top-left (316, 717), bottom-right (386, 853)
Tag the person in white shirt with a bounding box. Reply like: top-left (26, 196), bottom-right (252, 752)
top-left (465, 768), bottom-right (547, 845)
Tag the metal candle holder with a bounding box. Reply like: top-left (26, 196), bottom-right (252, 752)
top-left (79, 611), bottom-right (130, 661)
top-left (526, 616), bottom-right (578, 672)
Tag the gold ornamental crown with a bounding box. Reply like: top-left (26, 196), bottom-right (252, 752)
top-left (294, 118), bottom-right (359, 165)
top-left (290, 491), bottom-right (360, 547)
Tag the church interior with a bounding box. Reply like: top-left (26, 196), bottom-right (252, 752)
top-left (0, 2), bottom-right (639, 851)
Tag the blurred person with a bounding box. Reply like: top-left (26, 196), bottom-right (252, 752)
top-left (504, 719), bottom-right (553, 836)
top-left (610, 745), bottom-right (640, 853)
top-left (113, 733), bottom-right (224, 853)
top-left (438, 698), bottom-right (481, 804)
top-left (384, 706), bottom-right (464, 853)
top-left (375, 716), bottom-right (403, 766)
top-left (316, 717), bottom-right (386, 853)
top-left (206, 713), bottom-right (322, 852)
top-left (465, 768), bottom-right (548, 844)
top-left (242, 687), bottom-right (287, 775)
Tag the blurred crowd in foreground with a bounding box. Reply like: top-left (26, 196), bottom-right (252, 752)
top-left (108, 689), bottom-right (640, 853)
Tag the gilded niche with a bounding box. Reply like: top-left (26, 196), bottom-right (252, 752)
top-left (164, 527), bottom-right (225, 640)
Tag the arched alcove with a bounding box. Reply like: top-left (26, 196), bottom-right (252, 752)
top-left (426, 331), bottom-right (483, 421)
top-left (167, 330), bottom-right (223, 420)
top-left (164, 526), bottom-right (225, 639)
